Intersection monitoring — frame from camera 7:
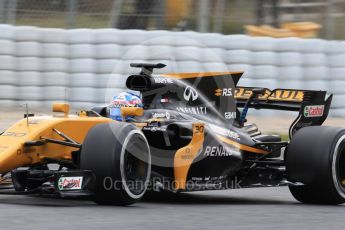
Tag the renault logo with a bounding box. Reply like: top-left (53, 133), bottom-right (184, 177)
top-left (184, 86), bottom-right (198, 102)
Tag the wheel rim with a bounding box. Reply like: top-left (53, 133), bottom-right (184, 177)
top-left (337, 143), bottom-right (345, 189)
top-left (120, 130), bottom-right (151, 199)
top-left (332, 135), bottom-right (345, 198)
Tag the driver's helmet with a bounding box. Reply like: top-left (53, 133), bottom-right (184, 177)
top-left (109, 92), bottom-right (142, 121)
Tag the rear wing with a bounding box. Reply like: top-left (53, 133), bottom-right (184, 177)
top-left (235, 87), bottom-right (333, 138)
top-left (236, 87), bottom-right (306, 111)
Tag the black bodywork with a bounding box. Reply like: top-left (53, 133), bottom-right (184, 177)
top-left (2, 63), bottom-right (334, 196)
top-left (122, 63), bottom-right (333, 192)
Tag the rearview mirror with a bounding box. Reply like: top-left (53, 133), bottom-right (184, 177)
top-left (52, 103), bottom-right (70, 117)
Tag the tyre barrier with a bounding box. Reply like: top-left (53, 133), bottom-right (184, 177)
top-left (0, 24), bottom-right (343, 115)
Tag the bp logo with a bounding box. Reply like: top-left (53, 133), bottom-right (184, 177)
top-left (304, 105), bottom-right (325, 118)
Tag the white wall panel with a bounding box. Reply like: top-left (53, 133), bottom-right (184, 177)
top-left (42, 58), bottom-right (68, 72)
top-left (42, 43), bottom-right (68, 58)
top-left (41, 28), bottom-right (67, 43)
top-left (69, 44), bottom-right (95, 58)
top-left (0, 85), bottom-right (16, 99)
top-left (68, 29), bottom-right (94, 44)
top-left (17, 72), bottom-right (42, 86)
top-left (16, 42), bottom-right (41, 56)
top-left (0, 56), bottom-right (15, 70)
top-left (15, 26), bottom-right (41, 41)
top-left (0, 25), bottom-right (344, 115)
top-left (17, 57), bottom-right (41, 71)
top-left (0, 71), bottom-right (16, 85)
top-left (69, 73), bottom-right (96, 87)
top-left (43, 72), bottom-right (68, 86)
top-left (0, 40), bottom-right (15, 55)
top-left (0, 25), bottom-right (15, 40)
top-left (69, 59), bottom-right (96, 73)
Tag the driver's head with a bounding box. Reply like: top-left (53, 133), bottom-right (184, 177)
top-left (109, 92), bottom-right (142, 121)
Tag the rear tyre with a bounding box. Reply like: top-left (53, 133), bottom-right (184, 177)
top-left (286, 126), bottom-right (345, 205)
top-left (80, 123), bottom-right (151, 205)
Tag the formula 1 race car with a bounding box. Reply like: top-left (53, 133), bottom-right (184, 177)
top-left (0, 63), bottom-right (344, 205)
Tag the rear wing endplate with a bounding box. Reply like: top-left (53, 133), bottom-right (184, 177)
top-left (235, 87), bottom-right (333, 138)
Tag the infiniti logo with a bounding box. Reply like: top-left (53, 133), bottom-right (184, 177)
top-left (184, 86), bottom-right (199, 102)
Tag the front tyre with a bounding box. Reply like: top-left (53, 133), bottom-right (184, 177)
top-left (286, 126), bottom-right (345, 205)
top-left (80, 123), bottom-right (151, 205)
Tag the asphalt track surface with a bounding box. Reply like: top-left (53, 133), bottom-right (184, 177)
top-left (0, 187), bottom-right (344, 230)
top-left (0, 112), bottom-right (345, 229)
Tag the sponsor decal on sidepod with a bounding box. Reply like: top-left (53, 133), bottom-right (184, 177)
top-left (304, 105), bottom-right (324, 118)
top-left (203, 146), bottom-right (238, 157)
top-left (58, 177), bottom-right (83, 190)
top-left (152, 112), bottom-right (170, 119)
top-left (153, 77), bottom-right (173, 84)
top-left (184, 86), bottom-right (199, 102)
top-left (214, 88), bottom-right (233, 97)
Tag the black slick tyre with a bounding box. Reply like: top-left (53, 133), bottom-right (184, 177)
top-left (286, 126), bottom-right (345, 205)
top-left (80, 122), bottom-right (151, 205)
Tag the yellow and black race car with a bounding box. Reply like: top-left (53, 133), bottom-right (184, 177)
top-left (0, 63), bottom-right (344, 205)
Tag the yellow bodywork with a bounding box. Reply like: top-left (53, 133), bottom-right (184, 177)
top-left (174, 123), bottom-right (205, 190)
top-left (0, 112), bottom-right (114, 174)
